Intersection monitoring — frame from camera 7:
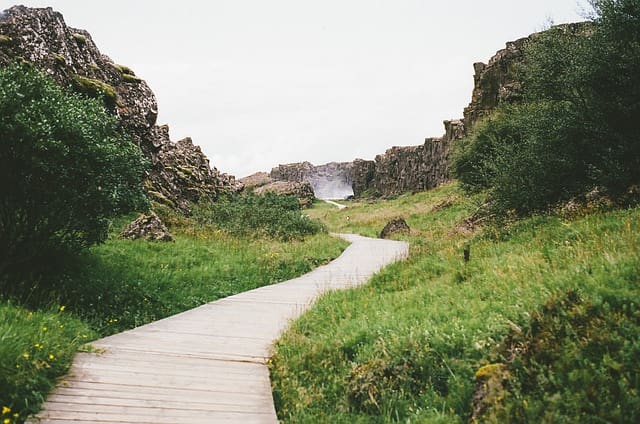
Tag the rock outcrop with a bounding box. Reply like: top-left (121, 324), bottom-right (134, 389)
top-left (353, 119), bottom-right (464, 197)
top-left (239, 172), bottom-right (315, 208)
top-left (119, 212), bottom-right (174, 242)
top-left (351, 159), bottom-right (377, 197)
top-left (270, 161), bottom-right (354, 199)
top-left (0, 6), bottom-right (240, 213)
top-left (462, 38), bottom-right (526, 132)
top-left (379, 218), bottom-right (410, 239)
top-left (253, 181), bottom-right (315, 209)
top-left (238, 172), bottom-right (273, 190)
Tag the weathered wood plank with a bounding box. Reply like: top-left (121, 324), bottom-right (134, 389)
top-left (31, 234), bottom-right (408, 423)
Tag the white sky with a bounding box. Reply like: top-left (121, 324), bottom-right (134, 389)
top-left (9, 1), bottom-right (589, 177)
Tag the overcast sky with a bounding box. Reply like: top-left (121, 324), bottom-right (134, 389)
top-left (10, 1), bottom-right (589, 177)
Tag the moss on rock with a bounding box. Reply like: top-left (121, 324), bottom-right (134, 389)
top-left (71, 74), bottom-right (117, 107)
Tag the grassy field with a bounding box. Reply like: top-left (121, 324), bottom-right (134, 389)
top-left (0, 217), bottom-right (347, 422)
top-left (270, 183), bottom-right (640, 422)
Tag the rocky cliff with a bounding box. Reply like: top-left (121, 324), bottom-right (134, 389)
top-left (270, 161), bottom-right (354, 199)
top-left (266, 30), bottom-right (538, 198)
top-left (0, 6), bottom-right (240, 213)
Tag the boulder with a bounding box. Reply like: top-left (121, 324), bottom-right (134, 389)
top-left (239, 172), bottom-right (274, 190)
top-left (379, 218), bottom-right (410, 239)
top-left (254, 181), bottom-right (315, 209)
top-left (119, 212), bottom-right (173, 242)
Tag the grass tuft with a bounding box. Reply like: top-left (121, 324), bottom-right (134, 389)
top-left (270, 182), bottom-right (640, 422)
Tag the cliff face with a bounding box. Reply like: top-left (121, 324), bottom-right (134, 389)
top-left (270, 31), bottom-right (534, 198)
top-left (270, 161), bottom-right (354, 199)
top-left (354, 119), bottom-right (464, 197)
top-left (350, 31), bottom-right (537, 197)
top-left (463, 37), bottom-right (527, 132)
top-left (0, 6), bottom-right (239, 213)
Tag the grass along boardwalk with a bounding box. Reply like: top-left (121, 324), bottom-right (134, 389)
top-left (29, 234), bottom-right (408, 424)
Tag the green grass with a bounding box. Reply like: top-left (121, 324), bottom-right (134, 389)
top-left (0, 217), bottom-right (347, 422)
top-left (270, 182), bottom-right (640, 422)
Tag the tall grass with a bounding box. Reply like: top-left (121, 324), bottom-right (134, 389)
top-left (0, 216), bottom-right (347, 423)
top-left (270, 182), bottom-right (640, 422)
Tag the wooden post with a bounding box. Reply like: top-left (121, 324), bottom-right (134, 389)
top-left (463, 244), bottom-right (470, 263)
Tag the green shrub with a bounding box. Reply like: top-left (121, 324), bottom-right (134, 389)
top-left (478, 290), bottom-right (640, 423)
top-left (193, 193), bottom-right (326, 240)
top-left (452, 0), bottom-right (640, 215)
top-left (0, 63), bottom-right (148, 276)
top-left (452, 101), bottom-right (589, 214)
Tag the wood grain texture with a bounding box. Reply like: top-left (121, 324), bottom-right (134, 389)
top-left (29, 234), bottom-right (408, 423)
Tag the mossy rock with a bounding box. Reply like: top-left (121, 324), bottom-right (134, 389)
top-left (122, 73), bottom-right (142, 84)
top-left (51, 52), bottom-right (66, 65)
top-left (115, 64), bottom-right (136, 76)
top-left (470, 363), bottom-right (510, 423)
top-left (177, 165), bottom-right (196, 178)
top-left (71, 74), bottom-right (117, 108)
top-left (72, 33), bottom-right (87, 45)
top-left (147, 190), bottom-right (176, 209)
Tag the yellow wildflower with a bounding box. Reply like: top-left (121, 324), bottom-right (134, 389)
top-left (48, 354), bottom-right (55, 360)
top-left (22, 352), bottom-right (30, 359)
top-left (59, 305), bottom-right (66, 312)
top-left (4, 418), bottom-right (10, 424)
top-left (42, 326), bottom-right (48, 332)
top-left (1, 406), bottom-right (9, 414)
top-left (34, 343), bottom-right (43, 349)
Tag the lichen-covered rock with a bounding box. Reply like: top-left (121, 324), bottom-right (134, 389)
top-left (0, 6), bottom-right (240, 214)
top-left (119, 212), bottom-right (173, 242)
top-left (270, 162), bottom-right (315, 183)
top-left (379, 218), bottom-right (410, 239)
top-left (254, 181), bottom-right (315, 209)
top-left (239, 172), bottom-right (273, 190)
top-left (470, 363), bottom-right (511, 423)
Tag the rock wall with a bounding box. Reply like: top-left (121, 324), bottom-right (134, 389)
top-left (270, 161), bottom-right (354, 199)
top-left (358, 119), bottom-right (464, 197)
top-left (0, 6), bottom-right (240, 213)
top-left (239, 172), bottom-right (315, 208)
top-left (267, 29), bottom-right (534, 198)
top-left (462, 37), bottom-right (527, 132)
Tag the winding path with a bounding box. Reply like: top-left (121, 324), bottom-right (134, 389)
top-left (30, 234), bottom-right (408, 423)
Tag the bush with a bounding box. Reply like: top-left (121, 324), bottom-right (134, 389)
top-left (452, 102), bottom-right (590, 214)
top-left (193, 193), bottom-right (326, 240)
top-left (0, 64), bottom-right (148, 275)
top-left (477, 290), bottom-right (640, 423)
top-left (452, 0), bottom-right (640, 215)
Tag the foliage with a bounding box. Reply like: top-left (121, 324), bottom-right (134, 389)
top-left (0, 217), bottom-right (347, 420)
top-left (452, 0), bottom-right (640, 215)
top-left (193, 192), bottom-right (326, 240)
top-left (270, 183), bottom-right (640, 422)
top-left (478, 289), bottom-right (640, 423)
top-left (0, 302), bottom-right (93, 422)
top-left (0, 64), bottom-right (148, 274)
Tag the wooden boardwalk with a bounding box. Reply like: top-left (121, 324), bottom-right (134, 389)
top-left (30, 234), bottom-right (409, 423)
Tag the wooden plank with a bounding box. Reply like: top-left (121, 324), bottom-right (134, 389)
top-left (52, 382), bottom-right (272, 404)
top-left (31, 234), bottom-right (408, 423)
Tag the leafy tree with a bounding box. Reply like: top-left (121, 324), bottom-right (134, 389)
top-left (0, 64), bottom-right (148, 273)
top-left (452, 0), bottom-right (640, 214)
